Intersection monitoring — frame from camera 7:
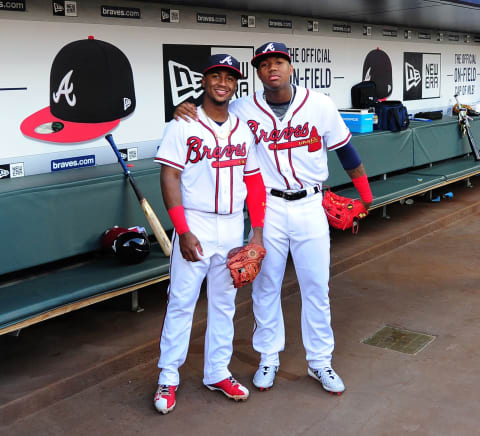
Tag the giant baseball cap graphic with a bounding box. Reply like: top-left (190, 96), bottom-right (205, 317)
top-left (21, 36), bottom-right (136, 143)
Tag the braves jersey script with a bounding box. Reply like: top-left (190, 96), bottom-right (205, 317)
top-left (230, 86), bottom-right (351, 190)
top-left (155, 108), bottom-right (260, 214)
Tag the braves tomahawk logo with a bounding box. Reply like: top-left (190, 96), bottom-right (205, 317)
top-left (52, 70), bottom-right (76, 106)
top-left (186, 136), bottom-right (247, 168)
top-left (247, 121), bottom-right (322, 152)
top-left (263, 43), bottom-right (275, 53)
top-left (219, 55), bottom-right (233, 66)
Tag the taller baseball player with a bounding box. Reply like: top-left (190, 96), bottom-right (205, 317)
top-left (174, 42), bottom-right (373, 396)
top-left (153, 54), bottom-right (266, 414)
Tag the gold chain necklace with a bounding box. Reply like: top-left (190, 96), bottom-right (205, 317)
top-left (201, 106), bottom-right (233, 141)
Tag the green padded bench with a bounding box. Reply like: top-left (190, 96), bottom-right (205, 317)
top-left (328, 116), bottom-right (480, 209)
top-left (0, 160), bottom-right (172, 335)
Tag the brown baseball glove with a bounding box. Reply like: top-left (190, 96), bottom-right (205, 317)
top-left (322, 189), bottom-right (368, 234)
top-left (227, 243), bottom-right (266, 288)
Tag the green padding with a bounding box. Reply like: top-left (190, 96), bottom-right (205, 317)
top-left (411, 155), bottom-right (480, 180)
top-left (0, 160), bottom-right (171, 275)
top-left (335, 173), bottom-right (445, 208)
top-left (0, 245), bottom-right (170, 329)
top-left (326, 128), bottom-right (413, 187)
top-left (412, 117), bottom-right (471, 166)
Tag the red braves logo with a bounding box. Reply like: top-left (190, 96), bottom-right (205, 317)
top-left (247, 121), bottom-right (322, 152)
top-left (186, 136), bottom-right (247, 166)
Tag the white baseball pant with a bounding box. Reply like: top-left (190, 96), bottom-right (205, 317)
top-left (251, 191), bottom-right (334, 369)
top-left (158, 209), bottom-right (244, 386)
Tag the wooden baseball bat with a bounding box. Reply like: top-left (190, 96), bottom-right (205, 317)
top-left (105, 134), bottom-right (172, 257)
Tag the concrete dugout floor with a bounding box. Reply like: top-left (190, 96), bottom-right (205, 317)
top-left (2, 178), bottom-right (480, 435)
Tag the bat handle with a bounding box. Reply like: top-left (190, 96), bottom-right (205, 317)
top-left (105, 134), bottom-right (130, 176)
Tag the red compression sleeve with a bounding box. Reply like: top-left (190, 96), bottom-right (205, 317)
top-left (168, 205), bottom-right (190, 235)
top-left (244, 173), bottom-right (266, 228)
top-left (352, 174), bottom-right (373, 203)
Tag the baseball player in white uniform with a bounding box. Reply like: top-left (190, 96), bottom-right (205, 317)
top-left (174, 42), bottom-right (373, 396)
top-left (153, 54), bottom-right (266, 414)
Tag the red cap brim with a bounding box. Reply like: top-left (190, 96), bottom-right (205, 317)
top-left (20, 106), bottom-right (120, 143)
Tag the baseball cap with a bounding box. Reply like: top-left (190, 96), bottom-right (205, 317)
top-left (20, 36), bottom-right (136, 143)
top-left (362, 48), bottom-right (392, 99)
top-left (251, 42), bottom-right (291, 68)
top-left (203, 54), bottom-right (243, 79)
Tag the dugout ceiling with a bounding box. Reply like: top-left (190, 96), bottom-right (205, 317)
top-left (158, 0), bottom-right (480, 34)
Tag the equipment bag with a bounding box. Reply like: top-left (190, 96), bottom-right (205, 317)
top-left (414, 111), bottom-right (443, 120)
top-left (351, 81), bottom-right (377, 109)
top-left (374, 100), bottom-right (410, 132)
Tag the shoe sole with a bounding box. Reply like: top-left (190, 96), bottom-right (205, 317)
top-left (205, 385), bottom-right (249, 401)
top-left (253, 381), bottom-right (273, 391)
top-left (307, 368), bottom-right (345, 395)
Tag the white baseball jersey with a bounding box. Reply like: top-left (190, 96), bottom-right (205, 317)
top-left (155, 107), bottom-right (260, 214)
top-left (229, 85), bottom-right (351, 369)
top-left (230, 87), bottom-right (351, 190)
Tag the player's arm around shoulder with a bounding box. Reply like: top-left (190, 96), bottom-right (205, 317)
top-left (172, 102), bottom-right (199, 122)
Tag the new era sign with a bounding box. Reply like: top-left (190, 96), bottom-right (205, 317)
top-left (162, 44), bottom-right (255, 121)
top-left (404, 52), bottom-right (441, 100)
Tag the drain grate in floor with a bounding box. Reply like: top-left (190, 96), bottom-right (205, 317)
top-left (362, 325), bottom-right (436, 355)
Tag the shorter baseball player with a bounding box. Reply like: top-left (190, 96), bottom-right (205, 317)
top-left (153, 54), bottom-right (266, 414)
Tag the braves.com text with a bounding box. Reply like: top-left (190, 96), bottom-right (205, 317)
top-left (0, 1), bottom-right (25, 10)
top-left (51, 155), bottom-right (95, 172)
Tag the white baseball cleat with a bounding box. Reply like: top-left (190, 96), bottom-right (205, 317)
top-left (206, 376), bottom-right (249, 401)
top-left (308, 366), bottom-right (345, 395)
top-left (253, 365), bottom-right (278, 391)
top-left (154, 384), bottom-right (178, 414)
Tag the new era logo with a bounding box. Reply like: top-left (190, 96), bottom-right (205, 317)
top-left (123, 97), bottom-right (132, 111)
top-left (0, 168), bottom-right (9, 178)
top-left (405, 62), bottom-right (422, 91)
top-left (168, 60), bottom-right (203, 106)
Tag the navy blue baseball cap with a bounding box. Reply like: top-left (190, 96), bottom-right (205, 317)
top-left (203, 54), bottom-right (243, 79)
top-left (251, 42), bottom-right (291, 68)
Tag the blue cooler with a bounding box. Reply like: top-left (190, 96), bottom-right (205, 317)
top-left (339, 109), bottom-right (374, 133)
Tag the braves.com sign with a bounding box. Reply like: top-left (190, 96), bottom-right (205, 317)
top-left (404, 52), bottom-right (441, 100)
top-left (162, 44), bottom-right (254, 121)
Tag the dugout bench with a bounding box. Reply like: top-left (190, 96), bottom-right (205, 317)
top-left (1, 116), bottom-right (479, 336)
top-left (328, 116), bottom-right (480, 214)
top-left (0, 160), bottom-right (172, 336)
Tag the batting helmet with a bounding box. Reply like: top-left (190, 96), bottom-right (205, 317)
top-left (102, 226), bottom-right (150, 264)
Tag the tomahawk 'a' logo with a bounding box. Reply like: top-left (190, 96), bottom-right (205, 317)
top-left (263, 43), bottom-right (275, 53)
top-left (405, 62), bottom-right (422, 91)
top-left (52, 70), bottom-right (76, 107)
top-left (363, 67), bottom-right (371, 82)
top-left (219, 55), bottom-right (233, 65)
top-left (168, 60), bottom-right (203, 106)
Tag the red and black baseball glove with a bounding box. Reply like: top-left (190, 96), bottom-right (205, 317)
top-left (322, 190), bottom-right (368, 234)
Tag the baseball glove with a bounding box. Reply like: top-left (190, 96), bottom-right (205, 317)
top-left (322, 190), bottom-right (368, 234)
top-left (227, 243), bottom-right (266, 288)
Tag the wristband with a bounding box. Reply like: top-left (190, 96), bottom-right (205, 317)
top-left (352, 174), bottom-right (373, 203)
top-left (168, 205), bottom-right (190, 235)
